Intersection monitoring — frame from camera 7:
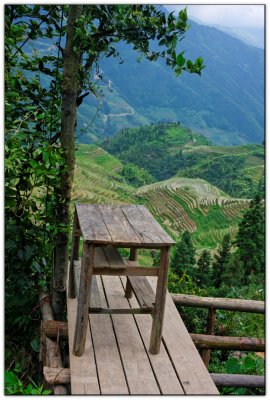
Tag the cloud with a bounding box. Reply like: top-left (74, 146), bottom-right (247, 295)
top-left (165, 5), bottom-right (264, 29)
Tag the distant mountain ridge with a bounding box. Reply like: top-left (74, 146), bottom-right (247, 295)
top-left (77, 17), bottom-right (264, 146)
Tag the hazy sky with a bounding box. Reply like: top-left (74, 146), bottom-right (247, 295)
top-left (165, 5), bottom-right (265, 29)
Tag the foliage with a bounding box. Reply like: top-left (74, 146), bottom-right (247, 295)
top-left (102, 123), bottom-right (264, 197)
top-left (5, 370), bottom-right (51, 395)
top-left (235, 194), bottom-right (265, 282)
top-left (177, 153), bottom-right (262, 198)
top-left (122, 162), bottom-right (156, 187)
top-left (212, 234), bottom-right (232, 289)
top-left (170, 231), bottom-right (195, 278)
top-left (194, 250), bottom-right (212, 287)
top-left (102, 123), bottom-right (210, 181)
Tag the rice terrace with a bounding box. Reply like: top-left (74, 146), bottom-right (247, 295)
top-left (5, 4), bottom-right (265, 396)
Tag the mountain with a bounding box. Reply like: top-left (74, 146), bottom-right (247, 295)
top-left (101, 123), bottom-right (264, 199)
top-left (77, 18), bottom-right (264, 146)
top-left (210, 25), bottom-right (264, 49)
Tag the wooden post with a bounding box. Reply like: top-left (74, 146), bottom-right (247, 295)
top-left (39, 292), bottom-right (67, 395)
top-left (73, 243), bottom-right (95, 356)
top-left (201, 307), bottom-right (216, 368)
top-left (68, 211), bottom-right (80, 298)
top-left (149, 246), bottom-right (170, 355)
top-left (125, 248), bottom-right (138, 299)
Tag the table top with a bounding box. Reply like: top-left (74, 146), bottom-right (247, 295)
top-left (75, 204), bottom-right (175, 247)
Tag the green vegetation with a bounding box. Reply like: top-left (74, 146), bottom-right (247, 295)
top-left (5, 371), bottom-right (51, 395)
top-left (171, 231), bottom-right (195, 277)
top-left (102, 123), bottom-right (264, 198)
top-left (235, 194), bottom-right (265, 283)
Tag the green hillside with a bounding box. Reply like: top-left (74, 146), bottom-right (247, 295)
top-left (73, 143), bottom-right (251, 251)
top-left (77, 17), bottom-right (264, 145)
top-left (137, 177), bottom-right (249, 249)
top-left (102, 123), bottom-right (264, 198)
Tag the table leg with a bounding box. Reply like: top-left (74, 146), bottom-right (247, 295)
top-left (68, 212), bottom-right (80, 298)
top-left (125, 248), bottom-right (138, 299)
top-left (149, 246), bottom-right (170, 355)
top-left (73, 243), bottom-right (95, 356)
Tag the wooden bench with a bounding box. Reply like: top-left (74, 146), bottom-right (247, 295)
top-left (69, 204), bottom-right (175, 356)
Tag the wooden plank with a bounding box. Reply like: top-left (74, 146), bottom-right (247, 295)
top-left (93, 266), bottom-right (159, 277)
top-left (98, 204), bottom-right (142, 246)
top-left (89, 307), bottom-right (152, 314)
top-left (149, 246), bottom-right (170, 355)
top-left (75, 204), bottom-right (111, 243)
top-left (127, 276), bottom-right (155, 309)
top-left (120, 277), bottom-right (184, 395)
top-left (73, 243), bottom-right (95, 356)
top-left (89, 276), bottom-right (129, 394)
top-left (102, 275), bottom-right (160, 394)
top-left (94, 247), bottom-right (109, 268)
top-left (74, 262), bottom-right (102, 309)
top-left (103, 247), bottom-right (126, 269)
top-left (147, 277), bottom-right (219, 395)
top-left (67, 296), bottom-right (100, 394)
top-left (121, 205), bottom-right (175, 246)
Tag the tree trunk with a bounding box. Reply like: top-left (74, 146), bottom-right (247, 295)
top-left (53, 5), bottom-right (83, 320)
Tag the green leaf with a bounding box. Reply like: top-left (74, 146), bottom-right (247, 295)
top-left (243, 355), bottom-right (256, 371)
top-left (225, 358), bottom-right (241, 374)
top-left (176, 52), bottom-right (185, 67)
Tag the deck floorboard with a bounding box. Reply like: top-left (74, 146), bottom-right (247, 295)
top-left (68, 274), bottom-right (219, 395)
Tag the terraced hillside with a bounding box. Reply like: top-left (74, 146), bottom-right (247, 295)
top-left (72, 144), bottom-right (135, 204)
top-left (137, 177), bottom-right (249, 249)
top-left (72, 144), bottom-right (250, 251)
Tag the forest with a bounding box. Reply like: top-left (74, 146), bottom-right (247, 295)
top-left (5, 4), bottom-right (264, 396)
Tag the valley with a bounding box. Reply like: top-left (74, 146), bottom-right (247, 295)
top-left (72, 123), bottom-right (263, 252)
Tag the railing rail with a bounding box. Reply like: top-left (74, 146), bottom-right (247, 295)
top-left (170, 292), bottom-right (265, 390)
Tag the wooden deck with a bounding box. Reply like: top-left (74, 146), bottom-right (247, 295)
top-left (67, 275), bottom-right (219, 395)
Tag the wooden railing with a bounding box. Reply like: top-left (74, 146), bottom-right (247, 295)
top-left (170, 293), bottom-right (265, 389)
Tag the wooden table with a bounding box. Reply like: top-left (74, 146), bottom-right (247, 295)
top-left (68, 204), bottom-right (175, 357)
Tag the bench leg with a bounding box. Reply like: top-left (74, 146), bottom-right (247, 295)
top-left (125, 248), bottom-right (138, 299)
top-left (125, 278), bottom-right (133, 299)
top-left (149, 247), bottom-right (170, 355)
top-left (73, 243), bottom-right (95, 356)
top-left (68, 212), bottom-right (80, 298)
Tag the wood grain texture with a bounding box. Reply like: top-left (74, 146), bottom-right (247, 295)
top-left (171, 293), bottom-right (265, 313)
top-left (120, 276), bottom-right (184, 395)
top-left (73, 243), bottom-right (95, 356)
top-left (127, 276), bottom-right (155, 309)
top-left (89, 276), bottom-right (129, 394)
top-left (67, 296), bottom-right (100, 394)
top-left (121, 205), bottom-right (175, 246)
top-left (147, 277), bottom-right (219, 395)
top-left (149, 247), bottom-right (170, 355)
top-left (98, 205), bottom-right (141, 245)
top-left (102, 275), bottom-right (160, 395)
top-left (76, 204), bottom-right (111, 243)
top-left (43, 367), bottom-right (70, 385)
